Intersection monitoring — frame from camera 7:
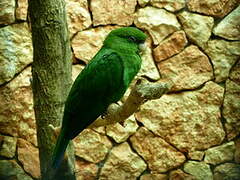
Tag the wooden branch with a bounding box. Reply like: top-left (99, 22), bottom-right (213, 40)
top-left (88, 78), bottom-right (173, 128)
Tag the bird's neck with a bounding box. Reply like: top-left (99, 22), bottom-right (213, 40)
top-left (103, 35), bottom-right (139, 54)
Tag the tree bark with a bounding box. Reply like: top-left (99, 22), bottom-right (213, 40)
top-left (89, 78), bottom-right (173, 128)
top-left (28, 0), bottom-right (75, 179)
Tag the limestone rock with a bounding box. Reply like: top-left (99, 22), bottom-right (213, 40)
top-left (188, 151), bottom-right (204, 161)
top-left (75, 159), bottom-right (98, 180)
top-left (99, 142), bottom-right (147, 180)
top-left (204, 40), bottom-right (240, 82)
top-left (72, 26), bottom-right (118, 64)
top-left (130, 127), bottom-right (186, 173)
top-left (134, 6), bottom-right (181, 45)
top-left (150, 0), bottom-right (185, 12)
top-left (0, 0), bottom-right (15, 24)
top-left (223, 79), bottom-right (240, 140)
top-left (0, 160), bottom-right (32, 180)
top-left (158, 45), bottom-right (213, 91)
top-left (16, 0), bottom-right (28, 21)
top-left (17, 138), bottom-right (40, 179)
top-left (229, 59), bottom-right (240, 85)
top-left (169, 169), bottom-right (195, 180)
top-left (187, 0), bottom-right (240, 18)
top-left (153, 31), bottom-right (188, 62)
top-left (235, 138), bottom-right (240, 163)
top-left (136, 81), bottom-right (225, 152)
top-left (0, 23), bottom-right (32, 85)
top-left (184, 161), bottom-right (213, 180)
top-left (72, 64), bottom-right (85, 81)
top-left (204, 141), bottom-right (235, 165)
top-left (213, 5), bottom-right (240, 40)
top-left (178, 11), bottom-right (214, 49)
top-left (213, 163), bottom-right (240, 180)
top-left (106, 115), bottom-right (138, 143)
top-left (74, 129), bottom-right (112, 163)
top-left (0, 67), bottom-right (37, 146)
top-left (66, 0), bottom-right (92, 38)
top-left (91, 126), bottom-right (106, 135)
top-left (138, 0), bottom-right (150, 7)
top-left (90, 0), bottom-right (136, 26)
top-left (138, 36), bottom-right (161, 81)
top-left (0, 135), bottom-right (17, 158)
top-left (140, 173), bottom-right (168, 180)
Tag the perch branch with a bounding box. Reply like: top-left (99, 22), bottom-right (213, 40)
top-left (88, 78), bottom-right (173, 128)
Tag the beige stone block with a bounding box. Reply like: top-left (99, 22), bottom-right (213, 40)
top-left (229, 59), bottom-right (240, 85)
top-left (0, 135), bottom-right (17, 158)
top-left (16, 0), bottom-right (28, 21)
top-left (0, 160), bottom-right (32, 180)
top-left (66, 0), bottom-right (92, 38)
top-left (204, 141), bottom-right (235, 165)
top-left (130, 127), bottom-right (186, 173)
top-left (74, 129), bottom-right (112, 163)
top-left (184, 161), bottom-right (213, 180)
top-left (138, 36), bottom-right (161, 81)
top-left (17, 139), bottom-right (40, 179)
top-left (0, 67), bottom-right (37, 146)
top-left (150, 0), bottom-right (185, 12)
top-left (178, 11), bottom-right (214, 49)
top-left (138, 0), bottom-right (150, 7)
top-left (204, 40), bottom-right (240, 83)
top-left (158, 45), bottom-right (213, 91)
top-left (153, 31), bottom-right (188, 62)
top-left (0, 0), bottom-right (15, 24)
top-left (136, 81), bottom-right (225, 152)
top-left (188, 151), bottom-right (205, 161)
top-left (75, 159), bottom-right (98, 180)
top-left (90, 0), bottom-right (136, 26)
top-left (213, 163), bottom-right (240, 180)
top-left (187, 0), bottom-right (240, 18)
top-left (106, 115), bottom-right (138, 143)
top-left (0, 23), bottom-right (32, 85)
top-left (140, 173), bottom-right (168, 180)
top-left (169, 169), bottom-right (196, 180)
top-left (134, 6), bottom-right (181, 45)
top-left (213, 5), bottom-right (240, 40)
top-left (223, 80), bottom-right (240, 140)
top-left (99, 142), bottom-right (147, 180)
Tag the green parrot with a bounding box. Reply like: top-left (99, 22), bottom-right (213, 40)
top-left (52, 27), bottom-right (147, 169)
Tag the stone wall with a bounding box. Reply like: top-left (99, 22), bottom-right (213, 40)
top-left (0, 0), bottom-right (240, 179)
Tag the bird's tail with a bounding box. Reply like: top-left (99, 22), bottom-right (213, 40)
top-left (51, 129), bottom-right (69, 169)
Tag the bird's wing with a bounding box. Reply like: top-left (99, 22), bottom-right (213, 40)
top-left (63, 48), bottom-right (125, 138)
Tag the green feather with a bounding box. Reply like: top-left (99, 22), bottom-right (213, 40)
top-left (51, 27), bottom-right (147, 169)
top-left (52, 128), bottom-right (69, 169)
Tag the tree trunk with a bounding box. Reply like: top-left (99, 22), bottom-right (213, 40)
top-left (28, 0), bottom-right (76, 179)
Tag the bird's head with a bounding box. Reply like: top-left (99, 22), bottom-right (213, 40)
top-left (103, 27), bottom-right (147, 53)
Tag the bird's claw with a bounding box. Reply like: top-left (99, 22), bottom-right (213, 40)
top-left (48, 124), bottom-right (61, 139)
top-left (101, 112), bottom-right (107, 119)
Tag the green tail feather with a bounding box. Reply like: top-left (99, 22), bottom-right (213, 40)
top-left (52, 129), bottom-right (69, 169)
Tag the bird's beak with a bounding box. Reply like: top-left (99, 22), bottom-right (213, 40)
top-left (139, 43), bottom-right (147, 55)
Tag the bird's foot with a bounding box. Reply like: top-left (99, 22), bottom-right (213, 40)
top-left (101, 112), bottom-right (107, 119)
top-left (101, 102), bottom-right (120, 119)
top-left (48, 124), bottom-right (61, 139)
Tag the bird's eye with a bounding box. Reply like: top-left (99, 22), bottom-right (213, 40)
top-left (128, 36), bottom-right (137, 42)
